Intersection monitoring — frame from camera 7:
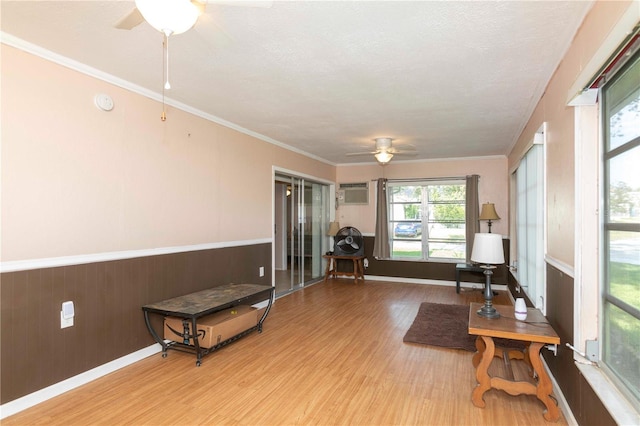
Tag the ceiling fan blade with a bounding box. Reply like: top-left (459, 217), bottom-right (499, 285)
top-left (395, 143), bottom-right (417, 150)
top-left (391, 151), bottom-right (418, 156)
top-left (206, 0), bottom-right (273, 7)
top-left (194, 12), bottom-right (236, 46)
top-left (345, 151), bottom-right (377, 157)
top-left (114, 8), bottom-right (144, 30)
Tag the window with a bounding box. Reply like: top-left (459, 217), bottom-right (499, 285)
top-left (514, 141), bottom-right (545, 310)
top-left (601, 48), bottom-right (640, 405)
top-left (388, 180), bottom-right (465, 260)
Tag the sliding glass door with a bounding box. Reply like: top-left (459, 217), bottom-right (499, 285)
top-left (274, 173), bottom-right (329, 295)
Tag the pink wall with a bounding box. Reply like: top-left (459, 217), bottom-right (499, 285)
top-left (1, 45), bottom-right (334, 261)
top-left (336, 156), bottom-right (509, 235)
top-left (12, 0), bottom-right (631, 266)
top-left (507, 0), bottom-right (636, 266)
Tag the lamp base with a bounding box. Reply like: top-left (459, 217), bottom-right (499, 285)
top-left (477, 304), bottom-right (500, 319)
top-left (476, 266), bottom-right (500, 319)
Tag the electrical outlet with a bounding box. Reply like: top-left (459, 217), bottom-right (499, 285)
top-left (61, 301), bottom-right (74, 328)
top-left (259, 266), bottom-right (265, 277)
top-left (60, 311), bottom-right (74, 328)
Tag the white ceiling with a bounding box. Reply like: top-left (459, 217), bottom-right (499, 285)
top-left (1, 0), bottom-right (593, 164)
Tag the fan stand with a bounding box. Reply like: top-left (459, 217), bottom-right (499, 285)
top-left (322, 254), bottom-right (366, 284)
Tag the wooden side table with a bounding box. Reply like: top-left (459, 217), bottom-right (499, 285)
top-left (468, 303), bottom-right (561, 422)
top-left (323, 254), bottom-right (365, 284)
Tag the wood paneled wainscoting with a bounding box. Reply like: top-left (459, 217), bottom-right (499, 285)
top-left (0, 243), bottom-right (271, 406)
top-left (3, 279), bottom-right (569, 425)
top-left (505, 263), bottom-right (616, 426)
top-left (543, 263), bottom-right (616, 426)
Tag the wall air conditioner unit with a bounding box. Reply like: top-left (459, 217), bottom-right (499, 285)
top-left (338, 182), bottom-right (369, 205)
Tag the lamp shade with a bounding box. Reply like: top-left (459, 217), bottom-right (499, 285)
top-left (327, 221), bottom-right (341, 236)
top-left (479, 203), bottom-right (500, 220)
top-left (470, 233), bottom-right (504, 265)
top-left (135, 0), bottom-right (200, 35)
top-left (374, 151), bottom-right (393, 164)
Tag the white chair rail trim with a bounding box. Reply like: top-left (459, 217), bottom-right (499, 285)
top-left (0, 239), bottom-right (272, 273)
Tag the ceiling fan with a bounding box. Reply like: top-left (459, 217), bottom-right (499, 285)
top-left (346, 137), bottom-right (417, 164)
top-left (114, 0), bottom-right (273, 33)
top-left (115, 0), bottom-right (272, 120)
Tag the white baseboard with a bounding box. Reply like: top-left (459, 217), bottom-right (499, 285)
top-left (0, 344), bottom-right (162, 419)
top-left (363, 275), bottom-right (508, 292)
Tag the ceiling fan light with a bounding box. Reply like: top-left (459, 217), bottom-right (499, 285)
top-left (374, 137), bottom-right (394, 150)
top-left (135, 0), bottom-right (200, 35)
top-left (375, 151), bottom-right (393, 164)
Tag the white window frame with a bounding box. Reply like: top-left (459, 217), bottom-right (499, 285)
top-left (387, 179), bottom-right (466, 262)
top-left (570, 6), bottom-right (640, 423)
top-left (573, 97), bottom-right (640, 426)
top-left (599, 47), bottom-right (640, 408)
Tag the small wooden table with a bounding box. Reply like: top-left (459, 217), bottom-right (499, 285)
top-left (468, 303), bottom-right (561, 422)
top-left (323, 254), bottom-right (365, 284)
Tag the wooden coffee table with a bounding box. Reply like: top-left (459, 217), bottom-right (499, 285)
top-left (142, 284), bottom-right (273, 366)
top-left (468, 303), bottom-right (561, 422)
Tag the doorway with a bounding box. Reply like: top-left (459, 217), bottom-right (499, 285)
top-left (274, 172), bottom-right (331, 296)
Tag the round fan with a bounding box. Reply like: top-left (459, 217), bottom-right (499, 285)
top-left (333, 226), bottom-right (364, 257)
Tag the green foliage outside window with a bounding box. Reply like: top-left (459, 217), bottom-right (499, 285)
top-left (602, 49), bottom-right (640, 404)
top-left (429, 185), bottom-right (465, 228)
top-left (389, 182), bottom-right (466, 260)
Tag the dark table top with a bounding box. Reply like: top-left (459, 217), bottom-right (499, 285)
top-left (456, 263), bottom-right (485, 270)
top-left (142, 283), bottom-right (272, 317)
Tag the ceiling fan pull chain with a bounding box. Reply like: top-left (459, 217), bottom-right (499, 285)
top-left (160, 34), bottom-right (169, 121)
top-left (164, 33), bottom-right (171, 90)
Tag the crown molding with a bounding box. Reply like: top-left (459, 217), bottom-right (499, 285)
top-left (0, 32), bottom-right (333, 166)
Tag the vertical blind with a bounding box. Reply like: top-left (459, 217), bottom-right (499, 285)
top-left (515, 144), bottom-right (545, 310)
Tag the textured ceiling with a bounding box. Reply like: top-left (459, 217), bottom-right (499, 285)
top-left (1, 0), bottom-right (593, 164)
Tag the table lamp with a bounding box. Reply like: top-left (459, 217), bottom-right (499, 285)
top-left (327, 221), bottom-right (341, 237)
top-left (479, 203), bottom-right (500, 233)
top-left (327, 221), bottom-right (340, 254)
top-left (471, 233), bottom-right (504, 319)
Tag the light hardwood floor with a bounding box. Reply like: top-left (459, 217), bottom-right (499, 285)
top-left (4, 279), bottom-right (567, 425)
